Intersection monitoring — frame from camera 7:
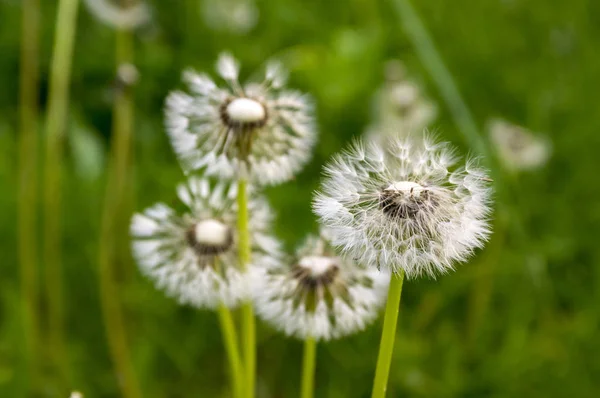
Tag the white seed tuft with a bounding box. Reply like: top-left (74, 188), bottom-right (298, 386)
top-left (254, 230), bottom-right (390, 341)
top-left (313, 136), bottom-right (493, 279)
top-left (165, 53), bottom-right (316, 186)
top-left (130, 177), bottom-right (281, 309)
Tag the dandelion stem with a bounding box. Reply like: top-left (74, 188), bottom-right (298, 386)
top-left (218, 305), bottom-right (245, 398)
top-left (237, 178), bottom-right (255, 398)
top-left (18, 0), bottom-right (40, 387)
top-left (301, 337), bottom-right (317, 398)
top-left (43, 0), bottom-right (80, 385)
top-left (371, 271), bottom-right (405, 398)
top-left (97, 20), bottom-right (142, 398)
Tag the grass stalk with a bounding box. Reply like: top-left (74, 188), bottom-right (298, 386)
top-left (218, 305), bottom-right (245, 398)
top-left (18, 0), bottom-right (40, 386)
top-left (371, 271), bottom-right (405, 398)
top-left (236, 178), bottom-right (256, 398)
top-left (42, 0), bottom-right (80, 385)
top-left (301, 337), bottom-right (317, 398)
top-left (97, 20), bottom-right (142, 398)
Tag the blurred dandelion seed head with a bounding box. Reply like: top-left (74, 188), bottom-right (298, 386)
top-left (130, 177), bottom-right (281, 309)
top-left (166, 53), bottom-right (316, 185)
top-left (254, 230), bottom-right (390, 341)
top-left (367, 61), bottom-right (437, 142)
top-left (488, 118), bottom-right (552, 171)
top-left (84, 0), bottom-right (152, 30)
top-left (201, 0), bottom-right (259, 34)
top-left (313, 136), bottom-right (493, 278)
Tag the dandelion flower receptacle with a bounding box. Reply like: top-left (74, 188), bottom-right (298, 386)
top-left (314, 136), bottom-right (492, 278)
top-left (166, 53), bottom-right (317, 186)
top-left (130, 177), bottom-right (280, 309)
top-left (254, 229), bottom-right (390, 341)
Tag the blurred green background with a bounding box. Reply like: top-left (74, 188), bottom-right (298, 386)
top-left (1, 0), bottom-right (599, 396)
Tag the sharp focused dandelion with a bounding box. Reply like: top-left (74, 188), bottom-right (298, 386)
top-left (130, 177), bottom-right (280, 309)
top-left (166, 53), bottom-right (316, 185)
top-left (314, 136), bottom-right (492, 278)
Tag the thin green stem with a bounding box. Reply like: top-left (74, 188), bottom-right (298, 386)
top-left (43, 0), bottom-right (80, 386)
top-left (237, 179), bottom-right (255, 398)
top-left (301, 337), bottom-right (317, 398)
top-left (18, 0), bottom-right (40, 387)
top-left (97, 21), bottom-right (142, 398)
top-left (218, 305), bottom-right (245, 398)
top-left (371, 271), bottom-right (405, 398)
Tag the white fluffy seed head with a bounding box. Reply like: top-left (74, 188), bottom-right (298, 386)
top-left (194, 219), bottom-right (230, 246)
top-left (313, 136), bottom-right (493, 279)
top-left (253, 230), bottom-right (390, 341)
top-left (130, 177), bottom-right (282, 310)
top-left (165, 53), bottom-right (316, 186)
top-left (84, 0), bottom-right (151, 30)
top-left (488, 118), bottom-right (551, 171)
top-left (226, 97), bottom-right (266, 123)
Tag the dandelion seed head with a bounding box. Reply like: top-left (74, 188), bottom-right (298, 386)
top-left (367, 61), bottom-right (437, 142)
top-left (313, 136), bottom-right (493, 278)
top-left (84, 0), bottom-right (151, 30)
top-left (131, 177), bottom-right (281, 309)
top-left (254, 230), bottom-right (390, 341)
top-left (166, 53), bottom-right (316, 186)
top-left (201, 0), bottom-right (259, 35)
top-left (488, 118), bottom-right (551, 171)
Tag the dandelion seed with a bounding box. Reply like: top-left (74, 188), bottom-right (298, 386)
top-left (166, 53), bottom-right (316, 185)
top-left (201, 0), bottom-right (259, 34)
top-left (313, 136), bottom-right (492, 278)
top-left (130, 177), bottom-right (281, 309)
top-left (69, 392), bottom-right (84, 398)
top-left (488, 118), bottom-right (551, 171)
top-left (254, 229), bottom-right (390, 341)
top-left (84, 0), bottom-right (151, 30)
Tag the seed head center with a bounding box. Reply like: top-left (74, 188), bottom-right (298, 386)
top-left (293, 256), bottom-right (340, 289)
top-left (385, 181), bottom-right (424, 196)
top-left (380, 181), bottom-right (431, 219)
top-left (186, 219), bottom-right (233, 256)
top-left (225, 97), bottom-right (266, 125)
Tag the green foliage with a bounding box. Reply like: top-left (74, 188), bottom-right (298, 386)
top-left (2, 0), bottom-right (599, 396)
